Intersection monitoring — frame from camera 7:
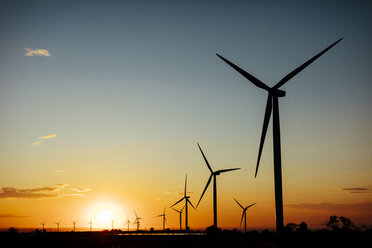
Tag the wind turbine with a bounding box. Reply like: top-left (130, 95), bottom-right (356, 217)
top-left (40, 222), bottom-right (45, 232)
top-left (125, 216), bottom-right (131, 232)
top-left (88, 220), bottom-right (92, 232)
top-left (157, 207), bottom-right (167, 231)
top-left (216, 38), bottom-right (343, 231)
top-left (111, 219), bottom-right (114, 230)
top-left (196, 143), bottom-right (240, 227)
top-left (234, 198), bottom-right (256, 233)
top-left (172, 206), bottom-right (185, 231)
top-left (133, 212), bottom-right (142, 231)
top-left (71, 220), bottom-right (76, 232)
top-left (170, 174), bottom-right (195, 231)
top-left (55, 221), bottom-right (60, 232)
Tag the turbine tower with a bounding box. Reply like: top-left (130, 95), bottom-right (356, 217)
top-left (72, 220), bottom-right (76, 232)
top-left (196, 143), bottom-right (240, 227)
top-left (234, 198), bottom-right (256, 233)
top-left (40, 222), bottom-right (45, 232)
top-left (157, 207), bottom-right (167, 231)
top-left (55, 221), bottom-right (60, 232)
top-left (111, 219), bottom-right (114, 230)
top-left (217, 38), bottom-right (342, 231)
top-left (172, 206), bottom-right (185, 231)
top-left (170, 174), bottom-right (195, 231)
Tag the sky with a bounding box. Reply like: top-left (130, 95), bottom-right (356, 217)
top-left (0, 0), bottom-right (371, 231)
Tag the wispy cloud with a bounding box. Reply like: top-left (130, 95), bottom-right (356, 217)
top-left (32, 140), bottom-right (42, 146)
top-left (32, 134), bottom-right (57, 146)
top-left (341, 187), bottom-right (370, 193)
top-left (55, 169), bottom-right (66, 173)
top-left (0, 184), bottom-right (90, 199)
top-left (70, 188), bottom-right (91, 193)
top-left (287, 202), bottom-right (372, 212)
top-left (0, 214), bottom-right (30, 218)
top-left (24, 48), bottom-right (51, 57)
top-left (40, 134), bottom-right (56, 139)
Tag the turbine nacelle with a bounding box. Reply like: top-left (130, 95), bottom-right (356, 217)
top-left (272, 89), bottom-right (286, 97)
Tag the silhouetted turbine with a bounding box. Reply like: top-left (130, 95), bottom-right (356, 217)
top-left (71, 220), bottom-right (76, 232)
top-left (170, 174), bottom-right (195, 231)
top-left (234, 198), bottom-right (256, 233)
top-left (133, 211), bottom-right (142, 231)
top-left (55, 221), bottom-right (60, 232)
top-left (196, 143), bottom-right (240, 227)
top-left (217, 38), bottom-right (342, 231)
top-left (40, 222), bottom-right (45, 231)
top-left (172, 206), bottom-right (185, 231)
top-left (157, 207), bottom-right (167, 230)
top-left (125, 216), bottom-right (131, 232)
top-left (88, 220), bottom-right (92, 232)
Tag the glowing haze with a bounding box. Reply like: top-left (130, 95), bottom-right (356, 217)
top-left (0, 0), bottom-right (371, 231)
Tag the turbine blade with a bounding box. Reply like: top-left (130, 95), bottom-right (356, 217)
top-left (216, 168), bottom-right (241, 174)
top-left (255, 93), bottom-right (272, 177)
top-left (240, 210), bottom-right (246, 227)
top-left (216, 53), bottom-right (271, 91)
top-left (170, 197), bottom-right (185, 208)
top-left (187, 198), bottom-right (196, 210)
top-left (246, 202), bottom-right (257, 209)
top-left (180, 205), bottom-right (185, 212)
top-left (196, 174), bottom-right (213, 208)
top-left (273, 38), bottom-right (343, 89)
top-left (184, 174), bottom-right (187, 197)
top-left (234, 198), bottom-right (244, 209)
top-left (172, 208), bottom-right (180, 213)
top-left (197, 143), bottom-right (213, 173)
top-left (163, 207), bottom-right (166, 215)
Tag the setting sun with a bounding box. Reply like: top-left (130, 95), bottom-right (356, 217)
top-left (97, 210), bottom-right (114, 225)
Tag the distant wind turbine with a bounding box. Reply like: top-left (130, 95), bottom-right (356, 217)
top-left (133, 212), bottom-right (142, 231)
top-left (172, 206), bottom-right (185, 231)
top-left (170, 174), bottom-right (195, 231)
top-left (88, 220), bottom-right (92, 232)
top-left (157, 207), bottom-right (167, 231)
top-left (55, 221), bottom-right (60, 232)
top-left (72, 220), bottom-right (76, 232)
top-left (196, 143), bottom-right (240, 227)
top-left (125, 216), bottom-right (131, 232)
top-left (111, 219), bottom-right (114, 230)
top-left (40, 222), bottom-right (45, 232)
top-left (234, 198), bottom-right (256, 233)
top-left (216, 38), bottom-right (342, 231)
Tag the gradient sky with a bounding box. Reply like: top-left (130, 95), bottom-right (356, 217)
top-left (0, 0), bottom-right (371, 230)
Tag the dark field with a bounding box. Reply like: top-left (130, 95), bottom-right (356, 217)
top-left (1, 230), bottom-right (371, 248)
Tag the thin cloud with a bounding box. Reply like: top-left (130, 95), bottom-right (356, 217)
top-left (40, 134), bottom-right (56, 139)
top-left (24, 48), bottom-right (51, 57)
top-left (0, 214), bottom-right (30, 218)
top-left (55, 169), bottom-right (66, 173)
top-left (32, 140), bottom-right (42, 146)
top-left (286, 202), bottom-right (372, 212)
top-left (341, 187), bottom-right (370, 193)
top-left (70, 188), bottom-right (91, 192)
top-left (0, 184), bottom-right (90, 200)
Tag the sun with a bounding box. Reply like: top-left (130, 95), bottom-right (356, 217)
top-left (97, 210), bottom-right (114, 224)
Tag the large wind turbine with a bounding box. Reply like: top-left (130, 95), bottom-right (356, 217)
top-left (170, 174), bottom-right (195, 231)
top-left (157, 207), bottom-right (167, 230)
top-left (196, 143), bottom-right (241, 227)
top-left (88, 220), bottom-right (92, 232)
top-left (172, 206), bottom-right (185, 231)
top-left (217, 38), bottom-right (342, 231)
top-left (234, 198), bottom-right (256, 233)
